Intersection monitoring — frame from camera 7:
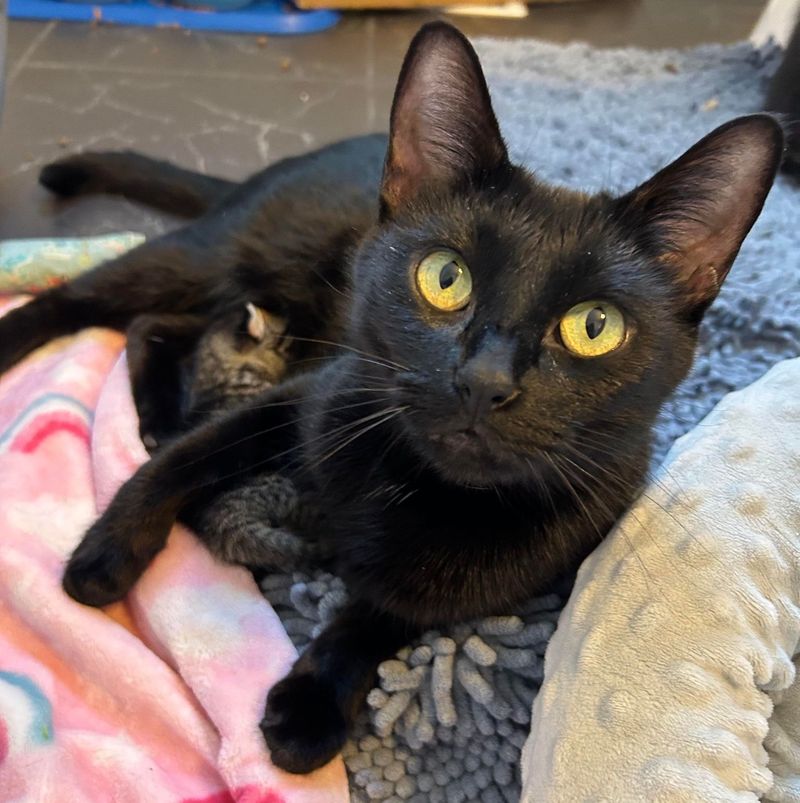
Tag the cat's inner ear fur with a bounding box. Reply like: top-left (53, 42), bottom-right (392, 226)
top-left (616, 114), bottom-right (784, 321)
top-left (380, 22), bottom-right (509, 218)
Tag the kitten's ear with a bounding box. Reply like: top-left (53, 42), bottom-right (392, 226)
top-left (380, 22), bottom-right (509, 219)
top-left (615, 114), bottom-right (784, 321)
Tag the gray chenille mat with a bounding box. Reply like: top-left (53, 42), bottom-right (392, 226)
top-left (259, 37), bottom-right (800, 803)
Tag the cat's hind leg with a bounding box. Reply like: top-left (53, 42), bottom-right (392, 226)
top-left (183, 473), bottom-right (324, 571)
top-left (40, 151), bottom-right (237, 217)
top-left (0, 231), bottom-right (222, 376)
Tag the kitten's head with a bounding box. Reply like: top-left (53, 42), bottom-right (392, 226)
top-left (190, 304), bottom-right (289, 412)
top-left (349, 22), bottom-right (783, 487)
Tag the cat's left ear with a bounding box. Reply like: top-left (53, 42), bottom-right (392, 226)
top-left (380, 22), bottom-right (509, 219)
top-left (615, 114), bottom-right (784, 322)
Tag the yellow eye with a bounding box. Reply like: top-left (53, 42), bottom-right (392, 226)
top-left (559, 301), bottom-right (626, 358)
top-left (415, 250), bottom-right (472, 312)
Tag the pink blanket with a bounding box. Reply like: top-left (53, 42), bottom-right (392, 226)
top-left (0, 298), bottom-right (348, 803)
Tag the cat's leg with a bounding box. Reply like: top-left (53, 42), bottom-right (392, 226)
top-left (0, 231), bottom-right (220, 375)
top-left (261, 600), bottom-right (418, 774)
top-left (62, 371), bottom-right (317, 607)
top-left (40, 151), bottom-right (237, 217)
top-left (125, 312), bottom-right (208, 451)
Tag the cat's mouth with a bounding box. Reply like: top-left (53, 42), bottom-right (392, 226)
top-left (421, 425), bottom-right (529, 486)
top-left (393, 382), bottom-right (549, 485)
top-left (429, 428), bottom-right (486, 456)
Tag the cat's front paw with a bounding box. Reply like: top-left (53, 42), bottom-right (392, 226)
top-left (260, 673), bottom-right (347, 774)
top-left (62, 519), bottom-right (147, 607)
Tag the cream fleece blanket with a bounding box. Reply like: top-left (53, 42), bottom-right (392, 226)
top-left (522, 357), bottom-right (800, 802)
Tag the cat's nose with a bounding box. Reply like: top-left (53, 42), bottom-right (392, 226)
top-left (455, 333), bottom-right (520, 421)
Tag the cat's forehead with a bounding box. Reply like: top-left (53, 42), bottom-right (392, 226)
top-left (398, 177), bottom-right (663, 326)
top-left (416, 175), bottom-right (610, 256)
top-left (424, 180), bottom-right (623, 279)
top-left (374, 169), bottom-right (662, 322)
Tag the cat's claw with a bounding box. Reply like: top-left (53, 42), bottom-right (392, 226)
top-left (260, 673), bottom-right (347, 774)
top-left (142, 433), bottom-right (159, 452)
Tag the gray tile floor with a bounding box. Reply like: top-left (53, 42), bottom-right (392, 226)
top-left (0, 0), bottom-right (765, 240)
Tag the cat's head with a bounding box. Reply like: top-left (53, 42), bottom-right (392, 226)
top-left (349, 22), bottom-right (783, 487)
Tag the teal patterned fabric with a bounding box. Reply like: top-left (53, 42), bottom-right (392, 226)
top-left (0, 233), bottom-right (145, 293)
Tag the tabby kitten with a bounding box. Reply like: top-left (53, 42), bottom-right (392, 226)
top-left (127, 302), bottom-right (289, 450)
top-left (0, 23), bottom-right (782, 775)
top-left (127, 303), bottom-right (317, 571)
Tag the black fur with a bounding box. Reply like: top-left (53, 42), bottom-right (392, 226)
top-left (40, 150), bottom-right (236, 217)
top-left (0, 22), bottom-right (783, 775)
top-left (765, 13), bottom-right (800, 176)
top-left (0, 133), bottom-right (387, 378)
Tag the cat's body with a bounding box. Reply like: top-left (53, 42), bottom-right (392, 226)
top-left (0, 23), bottom-right (783, 776)
top-left (3, 133), bottom-right (387, 380)
top-left (14, 133), bottom-right (385, 448)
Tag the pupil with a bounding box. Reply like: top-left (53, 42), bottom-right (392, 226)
top-left (439, 261), bottom-right (461, 290)
top-left (585, 307), bottom-right (606, 339)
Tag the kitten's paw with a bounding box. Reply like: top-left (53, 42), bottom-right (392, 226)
top-left (62, 521), bottom-right (145, 607)
top-left (261, 673), bottom-right (347, 774)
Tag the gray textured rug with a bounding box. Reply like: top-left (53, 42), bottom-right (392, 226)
top-left (260, 36), bottom-right (800, 803)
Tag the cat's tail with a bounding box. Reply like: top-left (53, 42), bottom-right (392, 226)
top-left (39, 151), bottom-right (238, 217)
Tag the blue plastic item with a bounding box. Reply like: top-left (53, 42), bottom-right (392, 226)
top-left (8, 0), bottom-right (340, 35)
top-left (177, 0), bottom-right (256, 10)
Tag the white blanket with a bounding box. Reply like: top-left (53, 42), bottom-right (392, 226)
top-left (521, 358), bottom-right (800, 802)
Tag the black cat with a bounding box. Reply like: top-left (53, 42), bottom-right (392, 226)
top-left (0, 23), bottom-right (783, 775)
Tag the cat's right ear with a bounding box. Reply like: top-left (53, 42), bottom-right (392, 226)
top-left (380, 22), bottom-right (509, 220)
